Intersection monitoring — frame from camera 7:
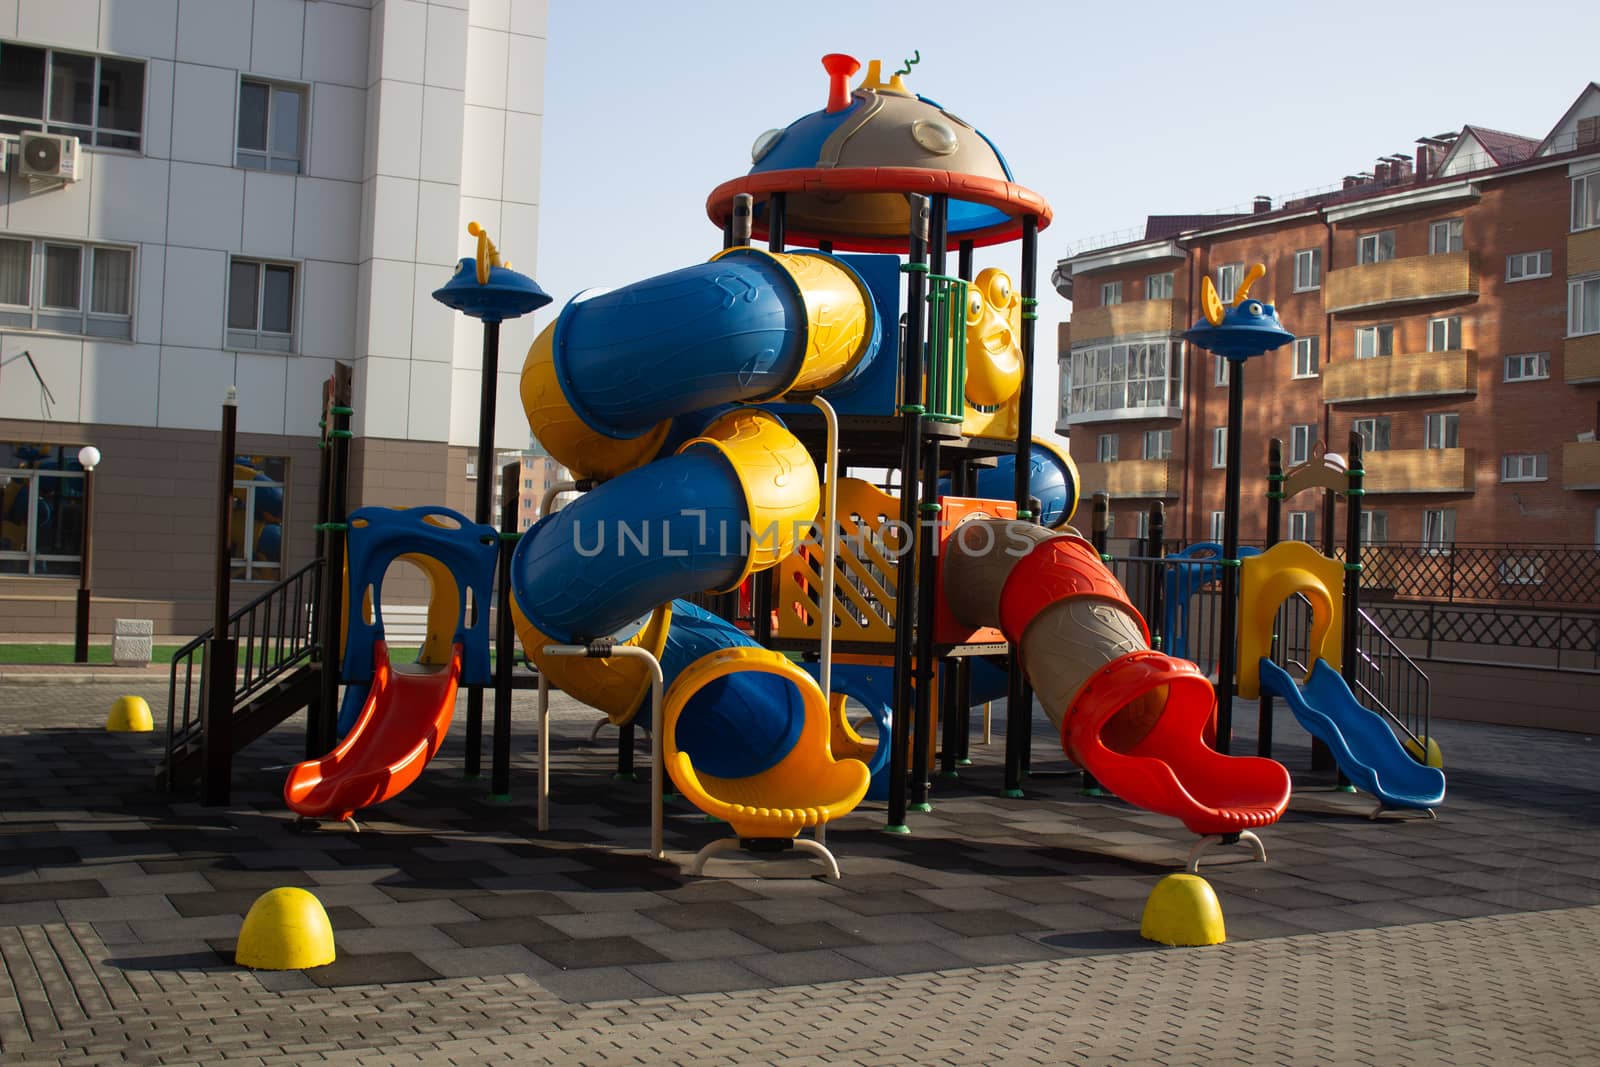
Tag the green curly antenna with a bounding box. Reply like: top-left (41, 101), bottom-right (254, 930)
top-left (894, 50), bottom-right (921, 77)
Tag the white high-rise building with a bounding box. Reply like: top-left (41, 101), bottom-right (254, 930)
top-left (0, 0), bottom-right (547, 636)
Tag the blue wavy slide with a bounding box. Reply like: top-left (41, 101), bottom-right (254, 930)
top-left (1258, 658), bottom-right (1445, 812)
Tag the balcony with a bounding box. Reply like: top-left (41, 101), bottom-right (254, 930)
top-left (1563, 440), bottom-right (1600, 490)
top-left (1570, 229), bottom-right (1600, 277)
top-left (1323, 251), bottom-right (1477, 313)
top-left (1322, 350), bottom-right (1477, 404)
top-left (1362, 448), bottom-right (1474, 495)
top-left (1566, 334), bottom-right (1600, 385)
top-left (1069, 299), bottom-right (1178, 345)
top-left (1075, 458), bottom-right (1178, 500)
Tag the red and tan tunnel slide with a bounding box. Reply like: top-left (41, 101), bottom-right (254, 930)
top-left (941, 521), bottom-right (1290, 835)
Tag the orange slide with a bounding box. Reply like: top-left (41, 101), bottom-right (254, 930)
top-left (941, 517), bottom-right (1290, 841)
top-left (284, 641), bottom-right (463, 822)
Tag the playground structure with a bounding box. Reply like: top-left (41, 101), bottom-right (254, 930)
top-left (159, 52), bottom-right (1447, 886)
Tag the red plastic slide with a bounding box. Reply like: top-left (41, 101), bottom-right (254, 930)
top-left (284, 641), bottom-right (462, 822)
top-left (1064, 650), bottom-right (1290, 835)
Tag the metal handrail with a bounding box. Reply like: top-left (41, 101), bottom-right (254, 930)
top-left (164, 559), bottom-right (323, 784)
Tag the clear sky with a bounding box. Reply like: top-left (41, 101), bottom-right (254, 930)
top-left (534, 0), bottom-right (1596, 442)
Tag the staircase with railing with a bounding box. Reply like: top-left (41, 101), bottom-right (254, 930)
top-left (160, 559), bottom-right (324, 789)
top-left (1272, 593), bottom-right (1430, 751)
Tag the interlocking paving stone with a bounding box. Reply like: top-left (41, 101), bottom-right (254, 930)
top-left (527, 936), bottom-right (668, 970)
top-left (625, 958), bottom-right (768, 996)
top-left (438, 915), bottom-right (570, 949)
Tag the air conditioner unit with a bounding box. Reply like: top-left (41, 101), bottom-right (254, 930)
top-left (18, 132), bottom-right (80, 181)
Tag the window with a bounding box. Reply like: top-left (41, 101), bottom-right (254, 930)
top-left (0, 443), bottom-right (89, 577)
top-left (1424, 413), bottom-right (1459, 450)
top-left (1146, 272), bottom-right (1174, 300)
top-left (1293, 336), bottom-right (1320, 378)
top-left (1501, 453), bottom-right (1548, 482)
top-left (1212, 427), bottom-right (1227, 468)
top-left (236, 79), bottom-right (306, 173)
top-left (1357, 230), bottom-right (1395, 265)
top-left (0, 236), bottom-right (133, 339)
top-left (523, 478), bottom-right (532, 489)
top-left (1100, 281), bottom-right (1122, 306)
top-left (1143, 429), bottom-right (1172, 460)
top-left (1354, 324), bottom-right (1394, 359)
top-left (1062, 340), bottom-right (1183, 422)
top-left (1214, 355), bottom-right (1230, 386)
top-left (1504, 353), bottom-right (1550, 382)
top-left (1134, 510), bottom-right (1151, 541)
top-left (1506, 251), bottom-right (1553, 282)
top-left (1353, 417), bottom-right (1391, 452)
top-left (1427, 316), bottom-right (1462, 352)
top-left (231, 456), bottom-right (287, 581)
top-left (1216, 264), bottom-right (1245, 302)
top-left (1570, 275), bottom-right (1600, 337)
top-left (1574, 172), bottom-right (1600, 232)
top-left (1293, 248), bottom-right (1321, 291)
top-left (1428, 218), bottom-right (1463, 254)
top-left (1421, 508), bottom-right (1455, 554)
top-left (226, 258), bottom-right (296, 352)
top-left (1289, 424), bottom-right (1314, 466)
top-left (1359, 510), bottom-right (1388, 546)
top-left (1287, 510), bottom-right (1313, 543)
top-left (0, 44), bottom-right (144, 148)
top-left (1500, 556), bottom-right (1545, 586)
top-left (1097, 434), bottom-right (1118, 462)
top-left (1209, 511), bottom-right (1225, 541)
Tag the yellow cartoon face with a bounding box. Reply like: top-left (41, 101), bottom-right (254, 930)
top-left (963, 266), bottom-right (1023, 407)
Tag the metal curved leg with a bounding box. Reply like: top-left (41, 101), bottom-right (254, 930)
top-left (1187, 831), bottom-right (1267, 873)
top-left (688, 836), bottom-right (742, 876)
top-left (343, 816), bottom-right (360, 833)
top-left (589, 716), bottom-right (609, 744)
top-left (1186, 835), bottom-right (1222, 873)
top-left (792, 837), bottom-right (843, 880)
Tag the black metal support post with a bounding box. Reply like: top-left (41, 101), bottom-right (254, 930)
top-left (1338, 432), bottom-right (1364, 789)
top-left (887, 194), bottom-right (930, 833)
top-left (1259, 438), bottom-right (1282, 759)
top-left (911, 194), bottom-right (949, 812)
top-left (1146, 502), bottom-right (1166, 649)
top-left (464, 319), bottom-right (502, 779)
top-left (203, 389), bottom-right (240, 806)
top-left (1213, 358), bottom-right (1246, 754)
top-left (1002, 215), bottom-right (1039, 798)
top-left (491, 461), bottom-right (517, 799)
top-left (311, 364), bottom-right (353, 757)
top-left (73, 464), bottom-right (95, 662)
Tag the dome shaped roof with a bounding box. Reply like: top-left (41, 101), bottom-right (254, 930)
top-left (707, 55), bottom-right (1051, 253)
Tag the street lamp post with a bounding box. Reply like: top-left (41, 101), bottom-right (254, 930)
top-left (73, 444), bottom-right (101, 663)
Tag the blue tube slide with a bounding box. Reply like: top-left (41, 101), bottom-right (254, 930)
top-left (552, 252), bottom-right (840, 440)
top-left (511, 446), bottom-right (748, 644)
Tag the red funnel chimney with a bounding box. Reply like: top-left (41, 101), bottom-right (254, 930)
top-left (822, 54), bottom-right (860, 114)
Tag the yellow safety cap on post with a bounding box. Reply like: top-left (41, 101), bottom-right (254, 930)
top-left (1404, 735), bottom-right (1444, 769)
top-left (235, 887), bottom-right (336, 970)
top-left (1140, 873), bottom-right (1225, 947)
top-left (106, 695), bottom-right (153, 733)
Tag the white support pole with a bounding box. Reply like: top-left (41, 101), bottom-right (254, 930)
top-left (538, 480), bottom-right (578, 518)
top-left (810, 396), bottom-right (839, 849)
top-left (536, 670), bottom-right (550, 832)
top-left (810, 396), bottom-right (839, 706)
top-left (542, 643), bottom-right (666, 860)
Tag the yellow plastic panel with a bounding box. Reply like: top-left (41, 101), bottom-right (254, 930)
top-left (1236, 541), bottom-right (1346, 699)
top-left (774, 477), bottom-right (902, 645)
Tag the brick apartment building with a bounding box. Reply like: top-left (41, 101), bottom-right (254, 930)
top-left (1053, 82), bottom-right (1600, 557)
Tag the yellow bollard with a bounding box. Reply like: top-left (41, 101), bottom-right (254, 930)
top-left (106, 695), bottom-right (153, 733)
top-left (1403, 735), bottom-right (1444, 769)
top-left (1140, 873), bottom-right (1225, 946)
top-left (235, 887), bottom-right (336, 970)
